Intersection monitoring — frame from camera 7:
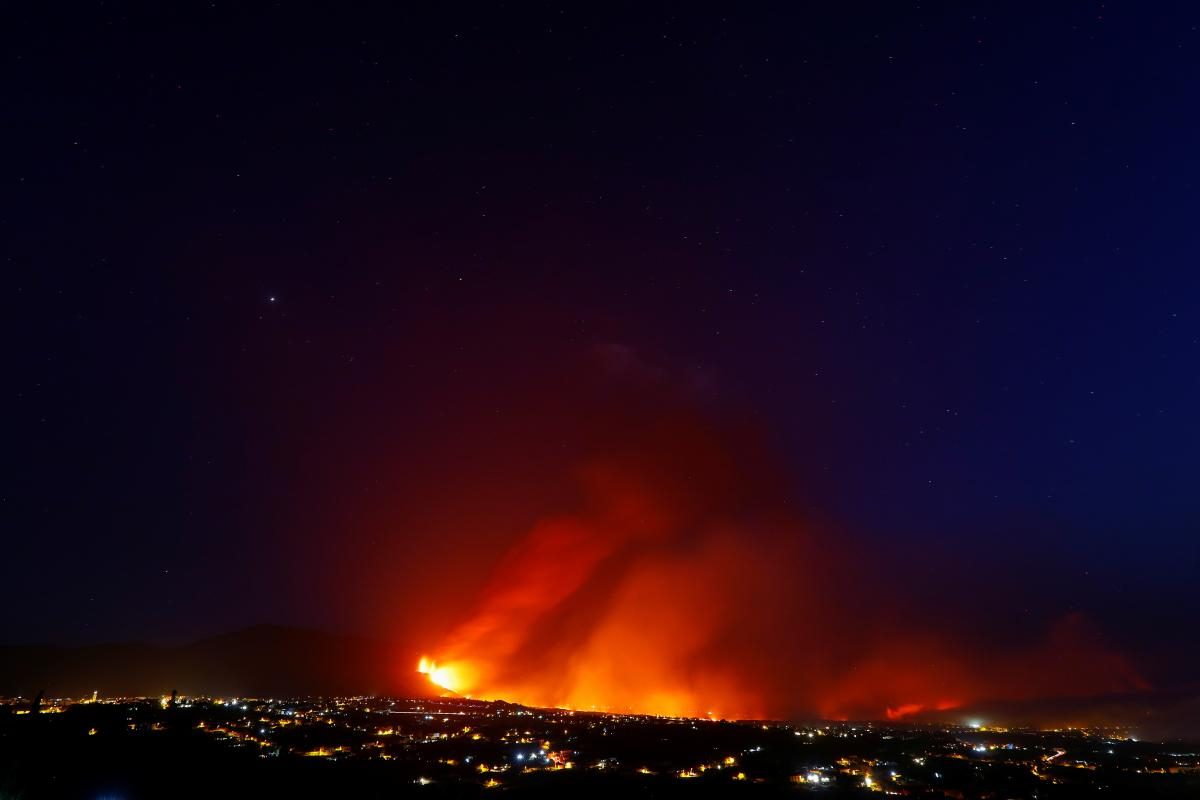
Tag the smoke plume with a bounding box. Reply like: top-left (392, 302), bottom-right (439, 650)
top-left (418, 347), bottom-right (1144, 721)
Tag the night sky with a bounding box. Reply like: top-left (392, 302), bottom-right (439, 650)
top-left (4, 3), bottom-right (1198, 708)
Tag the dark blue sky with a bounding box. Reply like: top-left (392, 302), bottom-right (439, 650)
top-left (3, 2), bottom-right (1197, 686)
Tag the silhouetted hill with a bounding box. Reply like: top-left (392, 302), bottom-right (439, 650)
top-left (0, 625), bottom-right (435, 699)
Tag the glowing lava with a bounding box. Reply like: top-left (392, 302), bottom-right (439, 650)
top-left (418, 657), bottom-right (466, 694)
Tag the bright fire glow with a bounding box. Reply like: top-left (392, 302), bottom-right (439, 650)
top-left (410, 373), bottom-right (1147, 721)
top-left (418, 657), bottom-right (465, 693)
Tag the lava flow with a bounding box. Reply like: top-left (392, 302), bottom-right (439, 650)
top-left (417, 657), bottom-right (466, 694)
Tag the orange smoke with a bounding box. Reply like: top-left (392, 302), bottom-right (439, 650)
top-left (413, 347), bottom-right (1146, 721)
top-left (417, 452), bottom-right (788, 718)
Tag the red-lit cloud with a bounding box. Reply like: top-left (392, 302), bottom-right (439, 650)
top-left (415, 347), bottom-right (1146, 721)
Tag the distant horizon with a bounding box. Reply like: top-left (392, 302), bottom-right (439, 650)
top-left (3, 622), bottom-right (1197, 742)
top-left (5, 689), bottom-right (1198, 747)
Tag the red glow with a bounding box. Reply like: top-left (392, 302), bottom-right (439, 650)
top-left (411, 349), bottom-right (1147, 721)
top-left (885, 703), bottom-right (925, 720)
top-left (885, 699), bottom-right (961, 720)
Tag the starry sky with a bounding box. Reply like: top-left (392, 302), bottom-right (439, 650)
top-left (3, 3), bottom-right (1198, 690)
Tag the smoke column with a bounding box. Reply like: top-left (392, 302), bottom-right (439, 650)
top-left (417, 347), bottom-right (1144, 720)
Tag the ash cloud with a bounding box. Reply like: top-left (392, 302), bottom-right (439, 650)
top-left (421, 347), bottom-right (1145, 722)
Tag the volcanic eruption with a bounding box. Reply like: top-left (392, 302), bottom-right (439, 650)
top-left (415, 346), bottom-right (1144, 721)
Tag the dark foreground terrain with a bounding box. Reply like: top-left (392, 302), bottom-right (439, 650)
top-left (2, 695), bottom-right (1198, 799)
